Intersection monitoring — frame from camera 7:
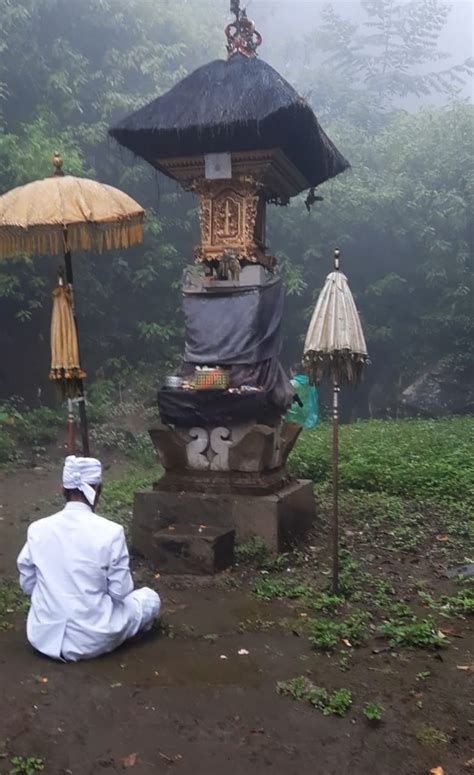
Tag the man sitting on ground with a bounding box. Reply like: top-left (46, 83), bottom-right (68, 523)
top-left (17, 455), bottom-right (160, 662)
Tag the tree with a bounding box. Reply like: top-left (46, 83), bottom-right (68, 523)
top-left (316, 0), bottom-right (474, 103)
top-left (0, 0), bottom-right (222, 400)
top-left (271, 103), bottom-right (474, 414)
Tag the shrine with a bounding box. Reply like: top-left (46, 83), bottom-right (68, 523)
top-left (109, 2), bottom-right (349, 572)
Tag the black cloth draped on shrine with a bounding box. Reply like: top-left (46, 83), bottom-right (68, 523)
top-left (184, 279), bottom-right (283, 365)
top-left (158, 385), bottom-right (280, 428)
top-left (157, 278), bottom-right (295, 420)
top-left (177, 278), bottom-right (294, 413)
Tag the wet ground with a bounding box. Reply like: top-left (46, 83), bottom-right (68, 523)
top-left (0, 465), bottom-right (473, 774)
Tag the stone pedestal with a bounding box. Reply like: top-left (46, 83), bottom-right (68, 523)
top-left (133, 478), bottom-right (315, 561)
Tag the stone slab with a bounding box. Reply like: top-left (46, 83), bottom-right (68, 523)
top-left (133, 479), bottom-right (315, 559)
top-left (148, 525), bottom-right (235, 575)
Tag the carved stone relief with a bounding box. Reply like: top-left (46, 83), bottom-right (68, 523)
top-left (151, 421), bottom-right (296, 475)
top-left (210, 427), bottom-right (232, 470)
top-left (187, 427), bottom-right (210, 470)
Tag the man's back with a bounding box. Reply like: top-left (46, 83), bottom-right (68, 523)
top-left (18, 501), bottom-right (139, 661)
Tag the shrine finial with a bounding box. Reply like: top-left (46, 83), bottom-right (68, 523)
top-left (226, 1), bottom-right (262, 59)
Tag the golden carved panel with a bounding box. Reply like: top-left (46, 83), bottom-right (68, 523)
top-left (213, 191), bottom-right (241, 242)
top-left (186, 171), bottom-right (274, 268)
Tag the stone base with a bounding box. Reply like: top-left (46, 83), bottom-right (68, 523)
top-left (133, 479), bottom-right (315, 559)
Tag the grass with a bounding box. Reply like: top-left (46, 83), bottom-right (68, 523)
top-left (101, 467), bottom-right (159, 530)
top-left (253, 577), bottom-right (314, 602)
top-left (422, 589), bottom-right (474, 617)
top-left (377, 617), bottom-right (447, 649)
top-left (0, 403), bottom-right (64, 462)
top-left (0, 579), bottom-right (29, 630)
top-left (308, 613), bottom-right (368, 650)
top-left (415, 725), bottom-right (449, 745)
top-left (277, 677), bottom-right (352, 717)
top-left (235, 537), bottom-right (288, 571)
top-left (289, 417), bottom-right (474, 510)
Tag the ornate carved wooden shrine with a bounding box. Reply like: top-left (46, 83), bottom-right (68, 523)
top-left (109, 1), bottom-right (349, 568)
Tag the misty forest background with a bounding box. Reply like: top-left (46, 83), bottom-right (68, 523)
top-left (0, 0), bottom-right (473, 419)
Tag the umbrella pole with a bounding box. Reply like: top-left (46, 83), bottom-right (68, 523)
top-left (332, 381), bottom-right (340, 595)
top-left (63, 246), bottom-right (90, 456)
top-left (67, 398), bottom-right (76, 454)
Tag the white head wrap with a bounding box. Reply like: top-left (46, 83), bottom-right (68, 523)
top-left (62, 455), bottom-right (102, 506)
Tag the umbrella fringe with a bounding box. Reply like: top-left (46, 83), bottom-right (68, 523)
top-left (304, 351), bottom-right (370, 387)
top-left (0, 216), bottom-right (143, 259)
top-left (49, 372), bottom-right (85, 400)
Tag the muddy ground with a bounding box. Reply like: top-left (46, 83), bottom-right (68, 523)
top-left (0, 462), bottom-right (472, 775)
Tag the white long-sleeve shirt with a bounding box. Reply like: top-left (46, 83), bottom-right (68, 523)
top-left (17, 501), bottom-right (143, 661)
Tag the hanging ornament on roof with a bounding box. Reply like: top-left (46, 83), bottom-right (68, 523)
top-left (225, 1), bottom-right (262, 59)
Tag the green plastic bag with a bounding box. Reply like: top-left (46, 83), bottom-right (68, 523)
top-left (285, 374), bottom-right (319, 429)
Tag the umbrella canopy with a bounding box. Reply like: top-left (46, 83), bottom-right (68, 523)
top-left (109, 53), bottom-right (349, 191)
top-left (304, 268), bottom-right (369, 386)
top-left (50, 282), bottom-right (86, 398)
top-left (0, 154), bottom-right (145, 456)
top-left (0, 171), bottom-right (144, 259)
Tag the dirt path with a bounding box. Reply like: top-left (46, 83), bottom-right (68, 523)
top-left (0, 464), bottom-right (61, 576)
top-left (0, 465), bottom-right (472, 775)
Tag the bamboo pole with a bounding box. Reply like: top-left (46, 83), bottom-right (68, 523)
top-left (64, 241), bottom-right (90, 456)
top-left (331, 247), bottom-right (341, 595)
top-left (332, 381), bottom-right (340, 595)
top-left (67, 398), bottom-right (76, 454)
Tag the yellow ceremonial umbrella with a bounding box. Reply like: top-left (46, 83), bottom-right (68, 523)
top-left (304, 249), bottom-right (369, 594)
top-left (0, 153), bottom-right (145, 454)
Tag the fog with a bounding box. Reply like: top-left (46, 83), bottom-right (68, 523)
top-left (0, 0), bottom-right (472, 418)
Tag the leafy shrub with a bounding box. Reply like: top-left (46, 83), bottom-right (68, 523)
top-left (363, 703), bottom-right (384, 722)
top-left (10, 757), bottom-right (44, 774)
top-left (14, 407), bottom-right (63, 447)
top-left (0, 429), bottom-right (17, 464)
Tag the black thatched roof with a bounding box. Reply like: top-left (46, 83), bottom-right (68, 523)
top-left (109, 54), bottom-right (349, 189)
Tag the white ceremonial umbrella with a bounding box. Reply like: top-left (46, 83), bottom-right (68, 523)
top-left (303, 249), bottom-right (369, 594)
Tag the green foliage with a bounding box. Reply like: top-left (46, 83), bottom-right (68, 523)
top-left (253, 578), bottom-right (314, 603)
top-left (415, 725), bottom-right (449, 745)
top-left (0, 428), bottom-right (17, 464)
top-left (235, 537), bottom-right (269, 567)
top-left (439, 590), bottom-right (474, 616)
top-left (0, 403), bottom-right (64, 457)
top-left (378, 617), bottom-right (447, 649)
top-left (277, 677), bottom-right (352, 717)
top-left (315, 0), bottom-right (473, 103)
top-left (276, 675), bottom-right (308, 700)
top-left (101, 467), bottom-right (158, 531)
top-left (0, 579), bottom-right (29, 629)
top-left (416, 671), bottom-right (431, 682)
top-left (308, 614), bottom-right (368, 651)
top-left (13, 407), bottom-right (63, 448)
top-left (9, 758), bottom-right (44, 775)
top-left (363, 703), bottom-right (384, 722)
top-left (236, 537), bottom-right (288, 572)
top-left (420, 588), bottom-right (474, 617)
top-left (310, 593), bottom-right (344, 613)
top-left (289, 418), bottom-right (474, 509)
